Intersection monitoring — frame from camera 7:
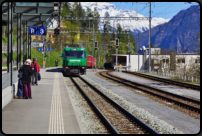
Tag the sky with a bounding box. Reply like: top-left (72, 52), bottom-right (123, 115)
top-left (109, 2), bottom-right (200, 20)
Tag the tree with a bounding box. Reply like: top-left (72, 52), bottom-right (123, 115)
top-left (129, 33), bottom-right (137, 53)
top-left (104, 11), bottom-right (110, 27)
top-left (93, 7), bottom-right (100, 30)
top-left (151, 43), bottom-right (154, 48)
top-left (86, 7), bottom-right (93, 30)
top-left (61, 2), bottom-right (72, 18)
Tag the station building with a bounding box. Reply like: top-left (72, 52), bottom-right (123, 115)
top-left (111, 47), bottom-right (200, 73)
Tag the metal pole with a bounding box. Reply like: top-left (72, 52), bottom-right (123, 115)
top-left (28, 34), bottom-right (31, 59)
top-left (49, 44), bottom-right (50, 67)
top-left (104, 45), bottom-right (105, 63)
top-left (95, 35), bottom-right (97, 71)
top-left (128, 33), bottom-right (130, 67)
top-left (99, 43), bottom-right (100, 68)
top-left (4, 26), bottom-right (5, 36)
top-left (36, 36), bottom-right (37, 60)
top-left (85, 41), bottom-right (87, 49)
top-left (17, 13), bottom-right (21, 70)
top-left (23, 21), bottom-right (27, 64)
top-left (138, 33), bottom-right (139, 71)
top-left (43, 35), bottom-right (46, 69)
top-left (7, 2), bottom-right (13, 86)
top-left (92, 23), bottom-right (94, 70)
top-left (61, 40), bottom-right (62, 64)
top-left (149, 2), bottom-right (151, 73)
top-left (116, 48), bottom-right (118, 72)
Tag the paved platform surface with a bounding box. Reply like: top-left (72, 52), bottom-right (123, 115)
top-left (2, 67), bottom-right (82, 134)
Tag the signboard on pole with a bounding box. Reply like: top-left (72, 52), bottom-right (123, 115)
top-left (38, 48), bottom-right (52, 51)
top-left (28, 26), bottom-right (47, 35)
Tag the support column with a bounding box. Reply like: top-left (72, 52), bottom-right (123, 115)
top-left (7, 2), bottom-right (13, 86)
top-left (98, 42), bottom-right (100, 68)
top-left (103, 45), bottom-right (105, 63)
top-left (28, 34), bottom-right (31, 59)
top-left (35, 36), bottom-right (37, 60)
top-left (138, 33), bottom-right (139, 71)
top-left (149, 2), bottom-right (151, 73)
top-left (23, 21), bottom-right (27, 64)
top-left (128, 33), bottom-right (130, 67)
top-left (43, 35), bottom-right (46, 69)
top-left (17, 13), bottom-right (21, 69)
top-left (92, 23), bottom-right (94, 70)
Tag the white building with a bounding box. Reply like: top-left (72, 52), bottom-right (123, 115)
top-left (111, 54), bottom-right (170, 71)
top-left (110, 48), bottom-right (200, 73)
top-left (175, 54), bottom-right (200, 74)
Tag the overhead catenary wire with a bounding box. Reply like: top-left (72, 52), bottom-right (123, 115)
top-left (151, 2), bottom-right (175, 17)
top-left (152, 5), bottom-right (192, 14)
top-left (152, 2), bottom-right (173, 8)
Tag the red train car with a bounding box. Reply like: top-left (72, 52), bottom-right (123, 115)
top-left (87, 55), bottom-right (96, 68)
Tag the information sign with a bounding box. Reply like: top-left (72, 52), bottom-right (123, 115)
top-left (28, 26), bottom-right (47, 35)
top-left (38, 48), bottom-right (52, 51)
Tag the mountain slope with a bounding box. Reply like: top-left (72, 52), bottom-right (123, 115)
top-left (135, 5), bottom-right (200, 53)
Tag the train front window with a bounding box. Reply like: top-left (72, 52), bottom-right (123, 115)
top-left (64, 50), bottom-right (86, 58)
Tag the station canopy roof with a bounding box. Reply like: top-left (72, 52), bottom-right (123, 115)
top-left (2, 2), bottom-right (54, 14)
top-left (2, 2), bottom-right (57, 26)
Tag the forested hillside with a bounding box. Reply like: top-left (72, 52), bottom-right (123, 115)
top-left (58, 2), bottom-right (137, 63)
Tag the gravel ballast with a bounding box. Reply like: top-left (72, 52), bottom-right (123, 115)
top-left (64, 77), bottom-right (109, 134)
top-left (114, 72), bottom-right (200, 100)
top-left (83, 69), bottom-right (200, 134)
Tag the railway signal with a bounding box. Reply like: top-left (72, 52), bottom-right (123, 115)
top-left (54, 28), bottom-right (60, 35)
top-left (116, 38), bottom-right (119, 48)
top-left (95, 41), bottom-right (98, 50)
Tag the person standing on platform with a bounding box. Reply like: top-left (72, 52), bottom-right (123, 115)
top-left (55, 59), bottom-right (58, 67)
top-left (21, 59), bottom-right (34, 99)
top-left (31, 58), bottom-right (40, 85)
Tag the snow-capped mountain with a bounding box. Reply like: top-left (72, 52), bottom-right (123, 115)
top-left (77, 2), bottom-right (170, 35)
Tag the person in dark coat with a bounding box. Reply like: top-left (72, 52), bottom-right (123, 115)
top-left (55, 59), bottom-right (58, 67)
top-left (21, 59), bottom-right (34, 99)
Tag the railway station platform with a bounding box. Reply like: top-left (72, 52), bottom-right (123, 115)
top-left (2, 67), bottom-right (83, 134)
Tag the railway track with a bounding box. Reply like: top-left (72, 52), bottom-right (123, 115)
top-left (99, 71), bottom-right (200, 116)
top-left (122, 71), bottom-right (200, 91)
top-left (70, 76), bottom-right (159, 134)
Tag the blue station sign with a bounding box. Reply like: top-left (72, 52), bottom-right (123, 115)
top-left (28, 26), bottom-right (47, 35)
top-left (38, 48), bottom-right (53, 51)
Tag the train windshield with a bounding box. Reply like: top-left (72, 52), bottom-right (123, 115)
top-left (64, 50), bottom-right (86, 58)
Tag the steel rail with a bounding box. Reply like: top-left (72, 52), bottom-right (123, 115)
top-left (107, 72), bottom-right (200, 105)
top-left (78, 76), bottom-right (159, 134)
top-left (99, 72), bottom-right (200, 113)
top-left (123, 71), bottom-right (200, 91)
top-left (70, 77), bottom-right (119, 134)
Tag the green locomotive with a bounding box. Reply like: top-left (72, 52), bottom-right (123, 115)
top-left (61, 46), bottom-right (88, 75)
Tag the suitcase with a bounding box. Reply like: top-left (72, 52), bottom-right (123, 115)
top-left (38, 72), bottom-right (41, 81)
top-left (17, 79), bottom-right (24, 97)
